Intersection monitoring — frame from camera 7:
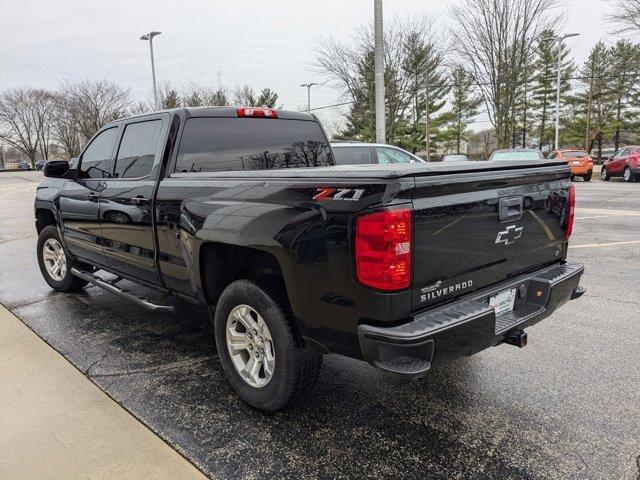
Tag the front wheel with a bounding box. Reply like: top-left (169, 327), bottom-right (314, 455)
top-left (601, 167), bottom-right (610, 181)
top-left (214, 279), bottom-right (322, 412)
top-left (37, 225), bottom-right (88, 292)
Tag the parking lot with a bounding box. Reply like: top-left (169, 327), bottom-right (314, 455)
top-left (1, 170), bottom-right (639, 479)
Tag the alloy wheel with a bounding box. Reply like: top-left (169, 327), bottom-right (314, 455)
top-left (42, 238), bottom-right (67, 281)
top-left (226, 304), bottom-right (275, 388)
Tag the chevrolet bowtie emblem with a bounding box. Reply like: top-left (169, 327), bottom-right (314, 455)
top-left (495, 225), bottom-right (523, 245)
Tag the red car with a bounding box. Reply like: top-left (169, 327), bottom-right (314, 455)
top-left (602, 146), bottom-right (640, 182)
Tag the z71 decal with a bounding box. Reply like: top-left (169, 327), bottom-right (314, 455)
top-left (313, 188), bottom-right (365, 202)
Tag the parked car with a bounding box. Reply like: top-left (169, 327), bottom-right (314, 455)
top-left (331, 142), bottom-right (424, 165)
top-left (18, 162), bottom-right (31, 171)
top-left (548, 149), bottom-right (593, 181)
top-left (35, 159), bottom-right (47, 170)
top-left (35, 106), bottom-right (585, 411)
top-left (442, 154), bottom-right (470, 162)
top-left (601, 146), bottom-right (640, 182)
top-left (592, 148), bottom-right (615, 165)
top-left (489, 148), bottom-right (545, 161)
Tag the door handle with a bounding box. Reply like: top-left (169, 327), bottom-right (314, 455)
top-left (87, 192), bottom-right (99, 202)
top-left (131, 196), bottom-right (149, 205)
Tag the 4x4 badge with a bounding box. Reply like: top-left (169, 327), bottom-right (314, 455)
top-left (495, 225), bottom-right (523, 245)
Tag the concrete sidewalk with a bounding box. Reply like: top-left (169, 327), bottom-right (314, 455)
top-left (0, 305), bottom-right (207, 480)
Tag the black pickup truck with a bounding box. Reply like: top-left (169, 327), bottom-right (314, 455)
top-left (35, 107), bottom-right (585, 411)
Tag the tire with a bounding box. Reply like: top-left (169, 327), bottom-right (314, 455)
top-left (623, 166), bottom-right (633, 182)
top-left (570, 174), bottom-right (575, 182)
top-left (583, 171), bottom-right (592, 182)
top-left (214, 279), bottom-right (322, 412)
top-left (37, 225), bottom-right (88, 292)
top-left (601, 167), bottom-right (610, 181)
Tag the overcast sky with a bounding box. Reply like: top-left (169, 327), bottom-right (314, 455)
top-left (0, 0), bottom-right (625, 131)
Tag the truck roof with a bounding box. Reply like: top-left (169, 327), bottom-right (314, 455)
top-left (107, 106), bottom-right (315, 126)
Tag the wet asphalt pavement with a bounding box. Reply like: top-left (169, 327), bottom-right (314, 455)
top-left (1, 171), bottom-right (639, 479)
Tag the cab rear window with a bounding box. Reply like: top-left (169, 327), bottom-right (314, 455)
top-left (175, 117), bottom-right (334, 173)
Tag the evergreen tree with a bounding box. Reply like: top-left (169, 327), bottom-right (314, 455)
top-left (441, 66), bottom-right (483, 153)
top-left (257, 88), bottom-right (279, 108)
top-left (531, 30), bottom-right (575, 150)
top-left (162, 89), bottom-right (181, 109)
top-left (564, 42), bottom-right (614, 156)
top-left (607, 40), bottom-right (640, 149)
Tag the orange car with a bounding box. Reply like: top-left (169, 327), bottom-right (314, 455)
top-left (548, 149), bottom-right (594, 181)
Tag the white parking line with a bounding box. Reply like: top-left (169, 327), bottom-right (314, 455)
top-left (569, 240), bottom-right (640, 249)
top-left (576, 213), bottom-right (640, 220)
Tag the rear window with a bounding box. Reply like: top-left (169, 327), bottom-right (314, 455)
top-left (490, 151), bottom-right (543, 161)
top-left (332, 146), bottom-right (372, 165)
top-left (564, 151), bottom-right (588, 159)
top-left (175, 117), bottom-right (333, 173)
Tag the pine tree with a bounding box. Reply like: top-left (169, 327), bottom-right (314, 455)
top-left (607, 40), bottom-right (640, 149)
top-left (257, 88), bottom-right (279, 108)
top-left (442, 66), bottom-right (483, 153)
top-left (531, 30), bottom-right (575, 150)
top-left (162, 89), bottom-right (181, 109)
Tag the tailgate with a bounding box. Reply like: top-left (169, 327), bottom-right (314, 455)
top-left (411, 165), bottom-right (570, 311)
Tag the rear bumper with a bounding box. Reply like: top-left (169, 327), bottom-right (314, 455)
top-left (570, 165), bottom-right (592, 175)
top-left (357, 262), bottom-right (584, 378)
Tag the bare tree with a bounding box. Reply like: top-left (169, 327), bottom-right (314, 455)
top-left (60, 79), bottom-right (130, 142)
top-left (312, 16), bottom-right (445, 145)
top-left (607, 0), bottom-right (640, 33)
top-left (233, 85), bottom-right (258, 106)
top-left (52, 95), bottom-right (82, 158)
top-left (183, 82), bottom-right (229, 107)
top-left (0, 87), bottom-right (44, 166)
top-left (450, 0), bottom-right (563, 147)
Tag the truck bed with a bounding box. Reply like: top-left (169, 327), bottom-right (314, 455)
top-left (171, 159), bottom-right (568, 180)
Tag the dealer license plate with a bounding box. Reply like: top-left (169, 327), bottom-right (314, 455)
top-left (489, 288), bottom-right (516, 316)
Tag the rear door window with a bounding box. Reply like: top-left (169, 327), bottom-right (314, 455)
top-left (332, 146), bottom-right (373, 165)
top-left (114, 120), bottom-right (163, 179)
top-left (79, 127), bottom-right (118, 179)
top-left (376, 147), bottom-right (414, 164)
top-left (175, 118), bottom-right (333, 172)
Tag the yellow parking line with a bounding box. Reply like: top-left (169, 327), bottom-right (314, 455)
top-left (528, 210), bottom-right (556, 240)
top-left (569, 240), bottom-right (640, 249)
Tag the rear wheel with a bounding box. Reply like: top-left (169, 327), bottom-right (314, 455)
top-left (37, 225), bottom-right (88, 292)
top-left (623, 166), bottom-right (633, 182)
top-left (583, 171), bottom-right (592, 182)
top-left (214, 279), bottom-right (322, 412)
top-left (601, 167), bottom-right (610, 181)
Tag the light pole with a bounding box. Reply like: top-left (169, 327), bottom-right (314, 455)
top-left (300, 83), bottom-right (318, 113)
top-left (374, 0), bottom-right (385, 144)
top-left (140, 31), bottom-right (162, 110)
top-left (541, 32), bottom-right (579, 150)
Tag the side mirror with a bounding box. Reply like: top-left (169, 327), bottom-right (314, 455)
top-left (43, 160), bottom-right (70, 178)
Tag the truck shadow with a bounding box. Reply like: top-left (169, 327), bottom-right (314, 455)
top-left (10, 280), bottom-right (593, 479)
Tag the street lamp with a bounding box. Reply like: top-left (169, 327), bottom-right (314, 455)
top-left (140, 31), bottom-right (162, 110)
top-left (374, 0), bottom-right (385, 144)
top-left (299, 83), bottom-right (318, 113)
top-left (541, 32), bottom-right (579, 150)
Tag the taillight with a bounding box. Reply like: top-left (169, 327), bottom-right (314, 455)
top-left (236, 107), bottom-right (278, 118)
top-left (355, 208), bottom-right (412, 291)
top-left (565, 184), bottom-right (575, 240)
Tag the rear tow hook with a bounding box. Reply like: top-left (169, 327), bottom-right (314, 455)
top-left (502, 329), bottom-right (528, 348)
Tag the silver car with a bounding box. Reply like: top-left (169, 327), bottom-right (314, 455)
top-left (331, 142), bottom-right (424, 166)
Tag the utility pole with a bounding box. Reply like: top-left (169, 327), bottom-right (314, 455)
top-left (585, 59), bottom-right (594, 152)
top-left (541, 32), bottom-right (579, 150)
top-left (299, 83), bottom-right (318, 113)
top-left (374, 0), bottom-right (386, 144)
top-left (425, 78), bottom-right (430, 161)
top-left (140, 31), bottom-right (162, 110)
